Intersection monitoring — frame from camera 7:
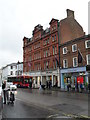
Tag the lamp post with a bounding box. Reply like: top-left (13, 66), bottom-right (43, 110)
top-left (57, 21), bottom-right (61, 88)
top-left (17, 61), bottom-right (20, 76)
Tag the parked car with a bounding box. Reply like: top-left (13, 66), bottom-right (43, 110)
top-left (10, 84), bottom-right (17, 91)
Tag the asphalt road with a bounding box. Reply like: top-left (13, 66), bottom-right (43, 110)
top-left (2, 88), bottom-right (89, 119)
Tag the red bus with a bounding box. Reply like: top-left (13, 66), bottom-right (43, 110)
top-left (7, 75), bottom-right (33, 88)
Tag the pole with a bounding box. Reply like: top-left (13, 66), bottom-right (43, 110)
top-left (17, 61), bottom-right (20, 76)
top-left (57, 21), bottom-right (61, 88)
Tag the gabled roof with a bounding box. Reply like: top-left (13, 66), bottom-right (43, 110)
top-left (49, 18), bottom-right (59, 25)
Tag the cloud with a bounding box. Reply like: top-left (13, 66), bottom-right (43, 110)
top-left (0, 0), bottom-right (89, 68)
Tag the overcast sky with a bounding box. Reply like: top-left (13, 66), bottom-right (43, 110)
top-left (0, 0), bottom-right (89, 68)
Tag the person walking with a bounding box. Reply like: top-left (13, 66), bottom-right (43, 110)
top-left (49, 80), bottom-right (51, 89)
top-left (46, 81), bottom-right (48, 88)
top-left (39, 81), bottom-right (42, 90)
top-left (55, 79), bottom-right (58, 88)
top-left (2, 81), bottom-right (9, 104)
top-left (80, 83), bottom-right (82, 93)
top-left (88, 83), bottom-right (90, 93)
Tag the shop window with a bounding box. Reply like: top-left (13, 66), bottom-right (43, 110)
top-left (86, 54), bottom-right (90, 65)
top-left (85, 40), bottom-right (90, 48)
top-left (72, 44), bottom-right (77, 52)
top-left (73, 57), bottom-right (78, 67)
top-left (63, 59), bottom-right (68, 68)
top-left (63, 47), bottom-right (67, 54)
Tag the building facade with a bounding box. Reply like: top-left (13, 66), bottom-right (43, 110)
top-left (60, 35), bottom-right (90, 90)
top-left (23, 9), bottom-right (89, 89)
top-left (0, 69), bottom-right (2, 85)
top-left (23, 19), bottom-right (60, 88)
top-left (2, 62), bottom-right (23, 81)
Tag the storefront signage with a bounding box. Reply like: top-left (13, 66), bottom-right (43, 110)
top-left (60, 67), bottom-right (86, 73)
top-left (46, 71), bottom-right (52, 74)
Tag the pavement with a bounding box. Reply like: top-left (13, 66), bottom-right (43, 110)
top-left (47, 87), bottom-right (89, 94)
top-left (2, 88), bottom-right (90, 119)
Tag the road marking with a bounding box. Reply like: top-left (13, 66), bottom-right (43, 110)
top-left (47, 114), bottom-right (59, 118)
top-left (16, 98), bottom-right (90, 119)
top-left (80, 114), bottom-right (90, 118)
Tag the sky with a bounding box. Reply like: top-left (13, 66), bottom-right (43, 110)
top-left (0, 0), bottom-right (89, 68)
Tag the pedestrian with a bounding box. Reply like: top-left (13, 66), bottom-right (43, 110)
top-left (55, 79), bottom-right (58, 88)
top-left (67, 84), bottom-right (69, 91)
top-left (29, 80), bottom-right (32, 88)
top-left (49, 80), bottom-right (51, 89)
top-left (40, 81), bottom-right (41, 86)
top-left (39, 81), bottom-right (42, 90)
top-left (76, 82), bottom-right (79, 92)
top-left (2, 80), bottom-right (9, 104)
top-left (46, 81), bottom-right (48, 88)
top-left (88, 83), bottom-right (90, 93)
top-left (80, 83), bottom-right (82, 93)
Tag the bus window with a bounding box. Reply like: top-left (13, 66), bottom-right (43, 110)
top-left (24, 79), bottom-right (28, 84)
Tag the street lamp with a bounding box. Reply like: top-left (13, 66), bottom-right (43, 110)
top-left (17, 61), bottom-right (20, 76)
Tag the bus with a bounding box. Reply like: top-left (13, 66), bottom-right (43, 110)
top-left (7, 75), bottom-right (33, 88)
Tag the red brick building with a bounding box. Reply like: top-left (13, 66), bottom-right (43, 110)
top-left (59, 10), bottom-right (90, 90)
top-left (60, 34), bottom-right (90, 90)
top-left (23, 19), bottom-right (60, 88)
top-left (23, 9), bottom-right (89, 89)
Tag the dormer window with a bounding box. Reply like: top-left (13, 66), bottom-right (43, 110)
top-left (63, 47), bottom-right (67, 54)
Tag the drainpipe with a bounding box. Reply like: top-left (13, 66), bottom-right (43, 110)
top-left (57, 21), bottom-right (61, 88)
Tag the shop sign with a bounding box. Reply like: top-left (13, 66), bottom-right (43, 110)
top-left (61, 67), bottom-right (86, 73)
top-left (46, 71), bottom-right (52, 74)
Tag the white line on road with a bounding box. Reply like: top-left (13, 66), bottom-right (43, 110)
top-left (47, 114), bottom-right (59, 118)
top-left (16, 97), bottom-right (90, 119)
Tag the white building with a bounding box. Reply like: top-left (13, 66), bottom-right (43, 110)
top-left (0, 69), bottom-right (2, 85)
top-left (2, 62), bottom-right (23, 81)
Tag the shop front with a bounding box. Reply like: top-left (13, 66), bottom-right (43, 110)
top-left (24, 68), bottom-right (60, 88)
top-left (60, 67), bottom-right (88, 91)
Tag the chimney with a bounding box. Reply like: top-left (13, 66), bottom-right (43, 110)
top-left (67, 9), bottom-right (74, 19)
